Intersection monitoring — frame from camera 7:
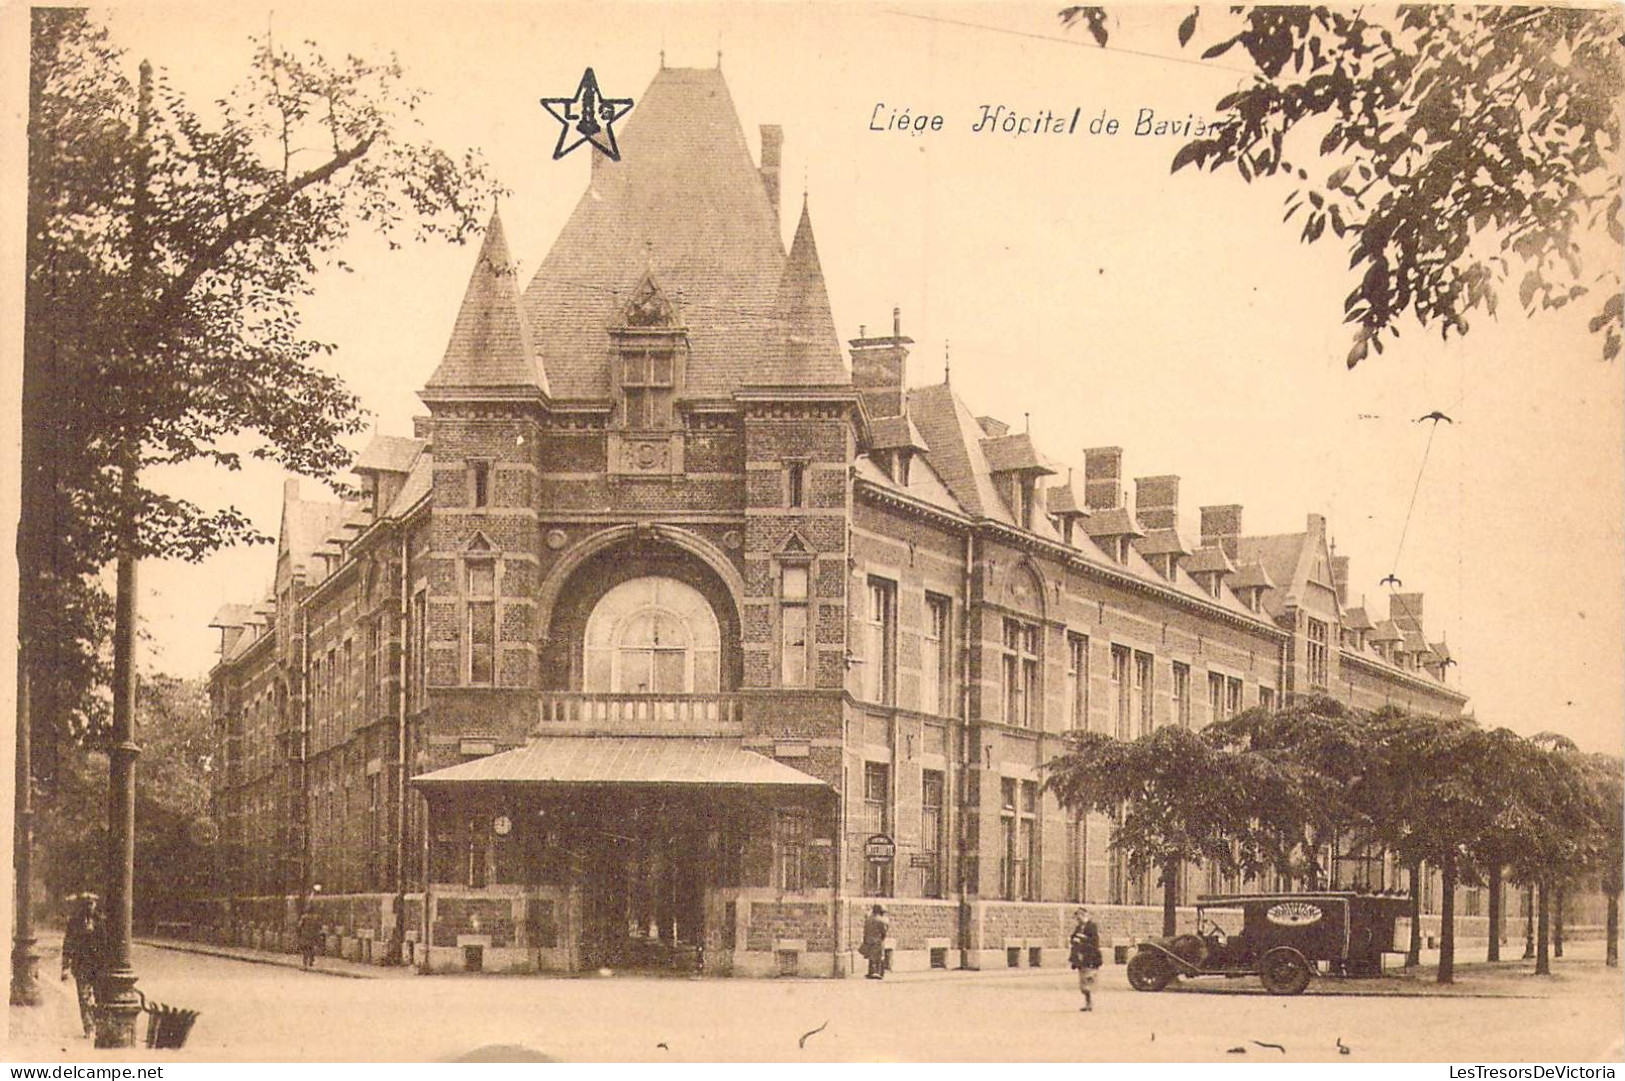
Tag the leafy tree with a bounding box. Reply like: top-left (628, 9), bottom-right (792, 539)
top-left (1518, 733), bottom-right (1599, 975)
top-left (1582, 754), bottom-right (1623, 968)
top-left (1044, 725), bottom-right (1278, 936)
top-left (1060, 5), bottom-right (1624, 363)
top-left (1202, 696), bottom-right (1380, 889)
top-left (22, 9), bottom-right (496, 765)
top-left (34, 674), bottom-right (214, 930)
top-left (1462, 727), bottom-right (1549, 963)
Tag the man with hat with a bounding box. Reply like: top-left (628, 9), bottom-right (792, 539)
top-left (859, 904), bottom-right (890, 980)
top-left (1069, 907), bottom-right (1103, 1011)
top-left (61, 893), bottom-right (109, 1037)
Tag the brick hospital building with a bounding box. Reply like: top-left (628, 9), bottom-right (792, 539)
top-left (204, 66), bottom-right (1473, 975)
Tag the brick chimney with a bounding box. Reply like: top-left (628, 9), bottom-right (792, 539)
top-left (1331, 555), bottom-right (1351, 606)
top-left (1084, 447), bottom-right (1123, 510)
top-left (1391, 592), bottom-right (1425, 635)
top-left (850, 307), bottom-right (911, 419)
top-left (760, 124), bottom-right (783, 223)
top-left (1200, 504), bottom-right (1242, 561)
top-left (1134, 475), bottom-right (1180, 531)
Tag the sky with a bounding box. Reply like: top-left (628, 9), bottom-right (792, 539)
top-left (30, 1), bottom-right (1623, 752)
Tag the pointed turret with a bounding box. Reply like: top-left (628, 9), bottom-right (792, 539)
top-left (767, 197), bottom-right (846, 383)
top-left (423, 209), bottom-right (548, 399)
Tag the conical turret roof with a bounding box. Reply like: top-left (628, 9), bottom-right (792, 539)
top-left (766, 198), bottom-right (846, 383)
top-left (424, 209), bottom-right (547, 396)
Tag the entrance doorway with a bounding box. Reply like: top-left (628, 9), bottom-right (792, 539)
top-left (575, 818), bottom-right (712, 972)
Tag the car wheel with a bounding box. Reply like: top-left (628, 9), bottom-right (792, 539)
top-left (1127, 950), bottom-right (1173, 992)
top-left (1259, 948), bottom-right (1311, 995)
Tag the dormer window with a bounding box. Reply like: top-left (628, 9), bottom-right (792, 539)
top-left (621, 349), bottom-right (676, 430)
top-left (897, 450), bottom-right (912, 488)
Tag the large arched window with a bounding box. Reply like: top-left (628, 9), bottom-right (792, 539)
top-left (583, 577), bottom-right (721, 694)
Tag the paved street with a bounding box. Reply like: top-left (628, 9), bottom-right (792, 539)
top-left (8, 938), bottom-right (1621, 1062)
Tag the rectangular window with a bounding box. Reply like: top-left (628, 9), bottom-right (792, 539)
top-left (787, 462), bottom-right (805, 508)
top-left (863, 762), bottom-right (891, 896)
top-left (1260, 685), bottom-right (1277, 711)
top-left (1209, 671), bottom-right (1227, 721)
top-left (922, 770), bottom-right (945, 898)
top-left (863, 578), bottom-right (897, 703)
top-left (468, 603), bottom-right (495, 684)
top-left (1111, 645), bottom-right (1132, 738)
top-left (466, 561), bottom-right (495, 597)
top-left (467, 816), bottom-right (489, 888)
top-left (1003, 619), bottom-right (1040, 728)
top-left (470, 461), bottom-right (490, 508)
top-left (1306, 617), bottom-right (1329, 687)
top-left (1172, 662), bottom-right (1191, 728)
top-left (1066, 633), bottom-right (1089, 730)
top-left (780, 564), bottom-right (810, 688)
top-left (922, 594), bottom-right (952, 715)
top-left (622, 349), bottom-right (676, 429)
top-left (776, 809), bottom-right (807, 892)
top-left (1000, 778), bottom-right (1018, 900)
top-left (411, 590), bottom-right (428, 708)
top-left (1020, 780), bottom-right (1039, 900)
top-left (1134, 651), bottom-right (1154, 736)
top-left (1226, 676), bottom-right (1243, 719)
top-left (1065, 809), bottom-right (1088, 903)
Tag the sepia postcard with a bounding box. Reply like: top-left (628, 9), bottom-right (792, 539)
top-left (3, 0), bottom-right (1622, 1067)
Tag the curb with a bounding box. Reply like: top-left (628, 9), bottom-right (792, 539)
top-left (136, 938), bottom-right (384, 980)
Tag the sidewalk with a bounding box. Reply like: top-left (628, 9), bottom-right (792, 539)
top-left (5, 942), bottom-right (91, 1057)
top-left (135, 937), bottom-right (414, 980)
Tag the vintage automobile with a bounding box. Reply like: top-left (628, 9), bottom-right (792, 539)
top-left (1126, 891), bottom-right (1413, 995)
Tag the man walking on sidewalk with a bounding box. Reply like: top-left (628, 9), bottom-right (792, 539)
top-left (61, 894), bottom-right (109, 1037)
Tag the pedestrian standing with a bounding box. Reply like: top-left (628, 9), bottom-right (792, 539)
top-left (61, 893), bottom-right (109, 1037)
top-left (860, 904), bottom-right (890, 980)
top-left (298, 887), bottom-right (323, 969)
top-left (1069, 907), bottom-right (1103, 1011)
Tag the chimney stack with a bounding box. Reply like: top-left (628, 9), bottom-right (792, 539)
top-left (1084, 447), bottom-right (1123, 510)
top-left (760, 124), bottom-right (783, 223)
top-left (1331, 555), bottom-right (1351, 606)
top-left (1134, 475), bottom-right (1180, 532)
top-left (1200, 504), bottom-right (1242, 561)
top-left (850, 308), bottom-right (912, 419)
top-left (1391, 592), bottom-right (1425, 634)
top-left (283, 477), bottom-right (300, 506)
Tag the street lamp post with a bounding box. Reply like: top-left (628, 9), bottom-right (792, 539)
top-left (95, 549), bottom-right (142, 1048)
top-left (12, 662), bottom-right (41, 1006)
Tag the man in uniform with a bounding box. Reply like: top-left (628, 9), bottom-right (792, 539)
top-left (61, 893), bottom-right (109, 1037)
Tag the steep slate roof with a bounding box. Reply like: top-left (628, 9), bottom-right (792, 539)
top-left (980, 433), bottom-right (1054, 475)
top-left (208, 603), bottom-right (253, 630)
top-left (1235, 532), bottom-right (1308, 618)
top-left (906, 383), bottom-right (1009, 520)
top-left (424, 210), bottom-right (545, 395)
top-left (1342, 605), bottom-right (1375, 631)
top-left (853, 454), bottom-right (964, 517)
top-left (386, 453), bottom-right (433, 518)
top-left (764, 199), bottom-right (848, 385)
top-left (1230, 561), bottom-right (1277, 591)
top-left (1370, 619), bottom-right (1404, 643)
top-left (1083, 506), bottom-right (1144, 539)
top-left (1184, 545), bottom-right (1237, 576)
top-left (1045, 474), bottom-right (1090, 518)
top-left (280, 488), bottom-right (353, 577)
top-left (353, 434), bottom-right (425, 474)
top-left (523, 67), bottom-right (836, 398)
top-left (1135, 528), bottom-right (1188, 557)
top-left (869, 414), bottom-right (929, 452)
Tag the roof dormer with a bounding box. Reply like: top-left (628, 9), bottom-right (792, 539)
top-left (981, 432), bottom-right (1055, 530)
top-left (1182, 544), bottom-right (1236, 599)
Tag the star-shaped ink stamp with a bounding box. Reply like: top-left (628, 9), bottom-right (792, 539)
top-left (541, 68), bottom-right (634, 162)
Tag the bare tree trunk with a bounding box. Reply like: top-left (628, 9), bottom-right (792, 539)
top-left (1437, 851), bottom-right (1456, 984)
top-left (1536, 880), bottom-right (1551, 976)
top-left (1406, 857), bottom-right (1423, 967)
top-left (1553, 885), bottom-right (1565, 959)
top-left (1523, 883), bottom-right (1535, 959)
top-left (1486, 864), bottom-right (1502, 962)
top-left (1161, 861), bottom-right (1178, 938)
top-left (1607, 888), bottom-right (1619, 968)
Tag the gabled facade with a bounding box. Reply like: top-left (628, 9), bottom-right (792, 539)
top-left (205, 65), bottom-right (1473, 977)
